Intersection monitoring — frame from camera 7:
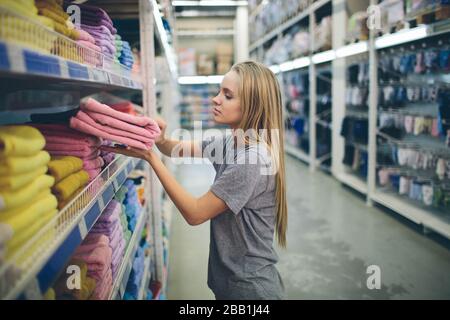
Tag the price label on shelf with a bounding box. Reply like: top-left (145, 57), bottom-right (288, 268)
top-left (78, 219), bottom-right (88, 239)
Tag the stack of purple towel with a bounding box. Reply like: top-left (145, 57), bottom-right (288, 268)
top-left (91, 200), bottom-right (126, 279)
top-left (100, 140), bottom-right (116, 168)
top-left (66, 3), bottom-right (118, 59)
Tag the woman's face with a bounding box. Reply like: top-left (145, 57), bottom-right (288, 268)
top-left (212, 71), bottom-right (242, 128)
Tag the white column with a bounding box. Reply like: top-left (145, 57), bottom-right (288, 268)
top-left (367, 0), bottom-right (378, 206)
top-left (234, 5), bottom-right (249, 63)
top-left (331, 0), bottom-right (347, 178)
top-left (309, 9), bottom-right (317, 171)
top-left (140, 0), bottom-right (164, 286)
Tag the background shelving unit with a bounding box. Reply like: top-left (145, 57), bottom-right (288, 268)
top-left (251, 0), bottom-right (450, 241)
top-left (0, 0), bottom-right (178, 300)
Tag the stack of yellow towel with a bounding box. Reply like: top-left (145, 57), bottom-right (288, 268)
top-left (0, 0), bottom-right (56, 53)
top-left (48, 156), bottom-right (90, 210)
top-left (34, 0), bottom-right (82, 62)
top-left (0, 126), bottom-right (57, 262)
top-left (35, 0), bottom-right (79, 40)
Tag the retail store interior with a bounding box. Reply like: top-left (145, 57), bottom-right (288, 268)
top-left (0, 0), bottom-right (450, 300)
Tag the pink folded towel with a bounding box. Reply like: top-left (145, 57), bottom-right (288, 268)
top-left (73, 243), bottom-right (112, 270)
top-left (91, 268), bottom-right (112, 300)
top-left (76, 29), bottom-right (96, 43)
top-left (75, 234), bottom-right (110, 255)
top-left (85, 167), bottom-right (102, 181)
top-left (48, 148), bottom-right (101, 159)
top-left (31, 124), bottom-right (102, 143)
top-left (70, 116), bottom-right (152, 150)
top-left (78, 40), bottom-right (102, 52)
top-left (45, 142), bottom-right (98, 153)
top-left (77, 110), bottom-right (154, 143)
top-left (83, 157), bottom-right (104, 170)
top-left (90, 111), bottom-right (156, 141)
top-left (44, 134), bottom-right (101, 147)
top-left (81, 98), bottom-right (160, 135)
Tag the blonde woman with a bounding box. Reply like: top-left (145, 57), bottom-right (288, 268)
top-left (102, 61), bottom-right (287, 300)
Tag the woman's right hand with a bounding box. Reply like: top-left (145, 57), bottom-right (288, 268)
top-left (155, 116), bottom-right (167, 145)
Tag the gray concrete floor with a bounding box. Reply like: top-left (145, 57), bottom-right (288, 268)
top-left (167, 155), bottom-right (450, 300)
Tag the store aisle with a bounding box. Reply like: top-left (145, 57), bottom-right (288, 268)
top-left (168, 156), bottom-right (450, 300)
top-left (167, 161), bottom-right (216, 300)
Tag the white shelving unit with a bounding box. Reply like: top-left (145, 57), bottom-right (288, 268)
top-left (0, 0), bottom-right (177, 300)
top-left (252, 0), bottom-right (450, 240)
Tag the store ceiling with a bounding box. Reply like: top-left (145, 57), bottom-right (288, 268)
top-left (173, 0), bottom-right (240, 17)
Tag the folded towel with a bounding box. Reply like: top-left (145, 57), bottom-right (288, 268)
top-left (114, 186), bottom-right (128, 203)
top-left (45, 142), bottom-right (98, 154)
top-left (85, 168), bottom-right (101, 181)
top-left (0, 126), bottom-right (46, 157)
top-left (81, 17), bottom-right (116, 35)
top-left (31, 124), bottom-right (101, 143)
top-left (76, 29), bottom-right (96, 43)
top-left (77, 40), bottom-right (102, 53)
top-left (0, 151), bottom-right (50, 176)
top-left (81, 98), bottom-right (160, 131)
top-left (0, 166), bottom-right (48, 191)
top-left (48, 156), bottom-right (83, 182)
top-left (111, 239), bottom-right (125, 272)
top-left (48, 148), bottom-right (101, 159)
top-left (0, 0), bottom-right (39, 17)
top-left (44, 134), bottom-right (101, 148)
top-left (6, 208), bottom-right (57, 257)
top-left (92, 219), bottom-right (120, 236)
top-left (52, 170), bottom-right (89, 201)
top-left (0, 191), bottom-right (57, 235)
top-left (57, 186), bottom-right (84, 210)
top-left (74, 233), bottom-right (110, 255)
top-left (70, 116), bottom-right (152, 150)
top-left (76, 111), bottom-right (154, 143)
top-left (91, 268), bottom-right (112, 300)
top-left (110, 102), bottom-right (136, 116)
top-left (83, 157), bottom-right (104, 170)
top-left (73, 244), bottom-right (112, 273)
top-left (98, 200), bottom-right (121, 223)
top-left (109, 227), bottom-right (124, 252)
top-left (0, 174), bottom-right (54, 210)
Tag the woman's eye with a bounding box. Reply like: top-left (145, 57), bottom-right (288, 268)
top-left (225, 95), bottom-right (231, 100)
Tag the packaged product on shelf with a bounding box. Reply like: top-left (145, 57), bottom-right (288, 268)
top-left (197, 53), bottom-right (214, 75)
top-left (178, 47), bottom-right (196, 76)
top-left (347, 12), bottom-right (369, 43)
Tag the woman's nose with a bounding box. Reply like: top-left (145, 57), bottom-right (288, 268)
top-left (212, 95), bottom-right (221, 106)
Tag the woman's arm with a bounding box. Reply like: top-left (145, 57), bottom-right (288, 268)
top-left (154, 117), bottom-right (202, 158)
top-left (156, 138), bottom-right (202, 158)
top-left (100, 146), bottom-right (228, 225)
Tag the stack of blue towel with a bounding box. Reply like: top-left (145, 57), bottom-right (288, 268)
top-left (119, 41), bottom-right (134, 70)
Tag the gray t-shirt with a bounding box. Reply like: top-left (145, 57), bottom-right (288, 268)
top-left (201, 135), bottom-right (285, 300)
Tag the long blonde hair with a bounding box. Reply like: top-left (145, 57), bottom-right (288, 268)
top-left (231, 60), bottom-right (288, 248)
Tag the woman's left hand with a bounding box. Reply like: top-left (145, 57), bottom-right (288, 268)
top-left (99, 145), bottom-right (155, 162)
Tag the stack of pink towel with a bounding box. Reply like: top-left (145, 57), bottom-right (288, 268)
top-left (76, 29), bottom-right (102, 66)
top-left (72, 233), bottom-right (113, 300)
top-left (70, 98), bottom-right (160, 150)
top-left (31, 124), bottom-right (104, 181)
top-left (91, 200), bottom-right (126, 280)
